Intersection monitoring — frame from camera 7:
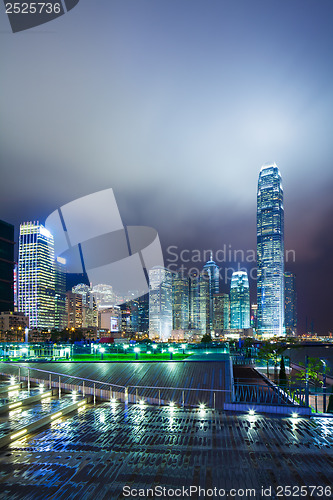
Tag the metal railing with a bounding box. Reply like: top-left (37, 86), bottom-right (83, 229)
top-left (0, 364), bottom-right (232, 409)
top-left (234, 383), bottom-right (308, 406)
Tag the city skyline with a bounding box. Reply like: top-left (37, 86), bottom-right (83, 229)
top-left (1, 0), bottom-right (333, 334)
top-left (1, 155), bottom-right (324, 338)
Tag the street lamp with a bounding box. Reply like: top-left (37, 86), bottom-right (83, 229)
top-left (181, 344), bottom-right (186, 355)
top-left (134, 347), bottom-right (140, 360)
top-left (100, 347), bottom-right (105, 360)
top-left (123, 344), bottom-right (129, 354)
top-left (152, 344), bottom-right (157, 353)
top-left (168, 347), bottom-right (174, 360)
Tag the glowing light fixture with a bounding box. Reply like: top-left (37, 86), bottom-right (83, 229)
top-left (10, 429), bottom-right (27, 440)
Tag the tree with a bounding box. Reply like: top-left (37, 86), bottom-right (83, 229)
top-left (257, 342), bottom-right (275, 377)
top-left (279, 355), bottom-right (287, 387)
top-left (295, 357), bottom-right (329, 388)
top-left (201, 333), bottom-right (212, 343)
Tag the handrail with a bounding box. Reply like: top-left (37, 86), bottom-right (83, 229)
top-left (127, 385), bottom-right (231, 392)
top-left (1, 363), bottom-right (232, 393)
top-left (4, 363), bottom-right (126, 389)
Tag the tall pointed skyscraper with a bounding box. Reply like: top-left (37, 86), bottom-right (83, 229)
top-left (202, 252), bottom-right (219, 329)
top-left (257, 163), bottom-right (285, 337)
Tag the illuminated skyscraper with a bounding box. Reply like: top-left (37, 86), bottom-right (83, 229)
top-left (284, 272), bottom-right (297, 335)
top-left (189, 272), bottom-right (200, 330)
top-left (257, 163), bottom-right (285, 337)
top-left (72, 283), bottom-right (98, 328)
top-left (54, 257), bottom-right (67, 330)
top-left (149, 267), bottom-right (173, 341)
top-left (172, 273), bottom-right (189, 330)
top-left (230, 271), bottom-right (250, 329)
top-left (199, 273), bottom-right (210, 334)
top-left (202, 253), bottom-right (219, 328)
top-left (0, 220), bottom-right (15, 313)
top-left (66, 291), bottom-right (83, 329)
top-left (250, 303), bottom-right (258, 330)
top-left (213, 293), bottom-right (230, 331)
top-left (138, 293), bottom-right (149, 334)
top-left (18, 222), bottom-right (55, 329)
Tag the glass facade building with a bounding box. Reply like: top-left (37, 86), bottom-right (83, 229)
top-left (257, 163), bottom-right (285, 337)
top-left (230, 271), bottom-right (250, 329)
top-left (172, 273), bottom-right (189, 331)
top-left (0, 220), bottom-right (15, 313)
top-left (202, 254), bottom-right (219, 328)
top-left (284, 272), bottom-right (297, 335)
top-left (18, 222), bottom-right (55, 329)
top-left (189, 272), bottom-right (200, 330)
top-left (148, 267), bottom-right (173, 341)
top-left (138, 293), bottom-right (149, 333)
top-left (199, 273), bottom-right (210, 334)
top-left (213, 293), bottom-right (230, 331)
top-left (72, 283), bottom-right (98, 328)
top-left (54, 256), bottom-right (67, 330)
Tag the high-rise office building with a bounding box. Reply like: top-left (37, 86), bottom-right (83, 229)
top-left (54, 257), bottom-right (67, 330)
top-left (18, 222), bottom-right (55, 329)
top-left (92, 284), bottom-right (115, 308)
top-left (199, 273), bottom-right (210, 334)
top-left (257, 163), bottom-right (285, 336)
top-left (72, 283), bottom-right (98, 328)
top-left (66, 291), bottom-right (83, 329)
top-left (230, 271), bottom-right (250, 329)
top-left (0, 220), bottom-right (15, 313)
top-left (189, 272), bottom-right (200, 330)
top-left (213, 293), bottom-right (230, 331)
top-left (250, 303), bottom-right (258, 330)
top-left (284, 272), bottom-right (297, 335)
top-left (203, 254), bottom-right (219, 328)
top-left (138, 293), bottom-right (149, 334)
top-left (149, 267), bottom-right (173, 341)
top-left (172, 273), bottom-right (189, 330)
top-left (120, 298), bottom-right (139, 334)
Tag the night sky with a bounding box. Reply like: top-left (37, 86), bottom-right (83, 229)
top-left (1, 0), bottom-right (333, 334)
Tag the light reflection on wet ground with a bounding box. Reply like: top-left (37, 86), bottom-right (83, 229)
top-left (0, 403), bottom-right (332, 499)
top-left (0, 395), bottom-right (79, 438)
top-left (0, 389), bottom-right (40, 406)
